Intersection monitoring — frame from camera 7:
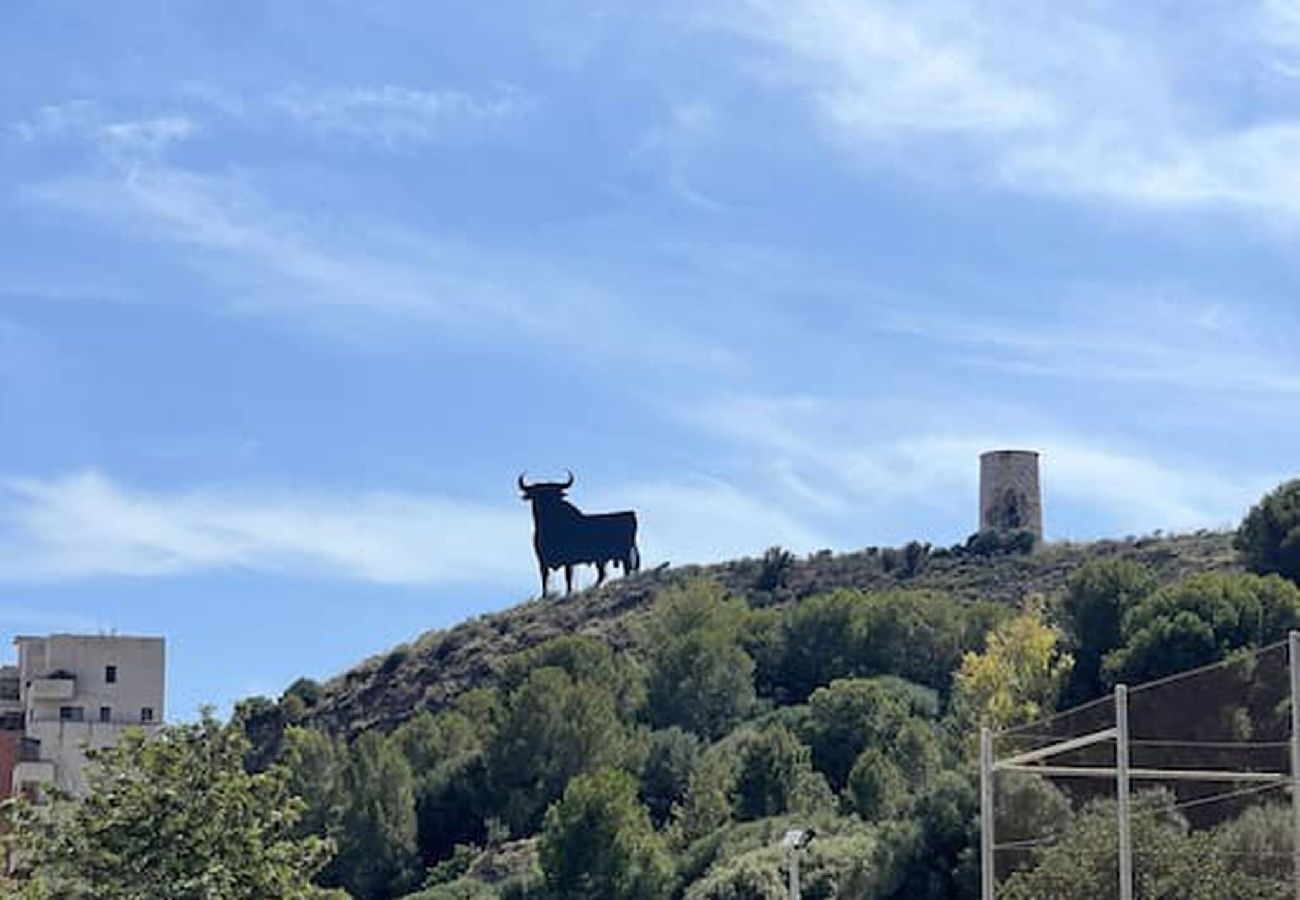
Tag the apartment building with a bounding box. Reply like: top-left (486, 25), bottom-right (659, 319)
top-left (8, 634), bottom-right (165, 798)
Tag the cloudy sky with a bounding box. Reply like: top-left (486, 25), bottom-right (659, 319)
top-left (4, 0), bottom-right (1300, 718)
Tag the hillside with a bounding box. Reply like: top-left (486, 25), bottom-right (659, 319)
top-left (306, 529), bottom-right (1238, 736)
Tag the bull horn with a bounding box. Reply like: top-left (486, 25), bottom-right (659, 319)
top-left (560, 470), bottom-right (574, 488)
top-left (518, 472), bottom-right (530, 491)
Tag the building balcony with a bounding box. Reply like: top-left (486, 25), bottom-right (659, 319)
top-left (27, 677), bottom-right (75, 701)
top-left (13, 760), bottom-right (54, 785)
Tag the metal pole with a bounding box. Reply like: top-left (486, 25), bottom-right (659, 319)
top-left (980, 726), bottom-right (995, 900)
top-left (1289, 631), bottom-right (1300, 900)
top-left (788, 849), bottom-right (800, 900)
top-left (1116, 684), bottom-right (1133, 900)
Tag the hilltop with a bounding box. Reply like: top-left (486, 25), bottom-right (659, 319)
top-left (304, 529), bottom-right (1237, 737)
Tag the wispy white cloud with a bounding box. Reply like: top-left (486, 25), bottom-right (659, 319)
top-left (12, 101), bottom-right (197, 157)
top-left (712, 0), bottom-right (1300, 218)
top-left (872, 293), bottom-right (1300, 396)
top-left (634, 101), bottom-right (738, 210)
top-left (26, 159), bottom-right (734, 369)
top-left (0, 471), bottom-right (530, 586)
top-left (273, 85), bottom-right (525, 145)
top-left (0, 470), bottom-right (828, 587)
top-left (723, 0), bottom-right (1052, 136)
top-left (603, 478), bottom-right (830, 563)
top-left (679, 391), bottom-right (1269, 539)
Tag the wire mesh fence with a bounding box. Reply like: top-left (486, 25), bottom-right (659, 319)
top-left (985, 639), bottom-right (1298, 899)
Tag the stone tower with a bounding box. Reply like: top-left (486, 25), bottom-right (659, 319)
top-left (979, 450), bottom-right (1043, 539)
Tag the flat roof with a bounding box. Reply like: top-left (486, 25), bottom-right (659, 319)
top-left (13, 634), bottom-right (165, 644)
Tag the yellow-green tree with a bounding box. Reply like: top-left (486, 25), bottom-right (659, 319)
top-left (955, 598), bottom-right (1073, 731)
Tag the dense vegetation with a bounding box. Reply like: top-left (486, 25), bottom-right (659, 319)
top-left (8, 481), bottom-right (1300, 898)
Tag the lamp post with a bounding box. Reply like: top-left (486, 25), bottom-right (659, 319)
top-left (781, 828), bottom-right (815, 900)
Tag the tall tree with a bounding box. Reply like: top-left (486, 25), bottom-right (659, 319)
top-left (645, 580), bottom-right (756, 740)
top-left (1058, 558), bottom-right (1158, 703)
top-left (488, 666), bottom-right (635, 835)
top-left (280, 725), bottom-right (343, 840)
top-left (3, 712), bottom-right (333, 900)
top-left (1104, 571), bottom-right (1300, 684)
top-left (731, 724), bottom-right (828, 820)
top-left (804, 676), bottom-right (939, 790)
top-left (640, 727), bottom-right (701, 826)
top-left (539, 769), bottom-right (672, 900)
top-left (327, 731), bottom-right (420, 900)
top-left (954, 599), bottom-right (1073, 731)
top-left (391, 708), bottom-right (491, 864)
top-left (1236, 479), bottom-right (1300, 584)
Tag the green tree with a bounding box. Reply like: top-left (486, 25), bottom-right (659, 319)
top-left (683, 852), bottom-right (786, 900)
top-left (993, 772), bottom-right (1072, 849)
top-left (756, 589), bottom-right (990, 703)
top-left (846, 747), bottom-right (908, 821)
top-left (731, 724), bottom-right (826, 821)
top-left (804, 676), bottom-right (939, 790)
top-left (4, 711), bottom-right (332, 900)
top-left (391, 708), bottom-right (493, 864)
top-left (1000, 792), bottom-right (1286, 900)
top-left (855, 590), bottom-right (980, 694)
top-left (1236, 479), bottom-right (1300, 584)
top-left (539, 769), bottom-right (672, 900)
top-left (768, 591), bottom-right (862, 702)
top-left (488, 665), bottom-right (635, 835)
top-left (279, 725), bottom-right (343, 839)
top-left (888, 771), bottom-right (980, 900)
top-left (645, 580), bottom-right (756, 740)
top-left (502, 634), bottom-right (646, 719)
top-left (1104, 572), bottom-right (1300, 684)
top-left (640, 727), bottom-right (701, 826)
top-left (1213, 803), bottom-right (1292, 883)
top-left (232, 693), bottom-right (291, 773)
top-left (1058, 559), bottom-right (1158, 703)
top-left (328, 731), bottom-right (420, 900)
top-left (671, 745), bottom-right (737, 842)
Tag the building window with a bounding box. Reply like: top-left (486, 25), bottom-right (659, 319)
top-left (59, 706), bottom-right (84, 722)
top-left (105, 665), bottom-right (117, 684)
top-left (140, 707), bottom-right (154, 724)
top-left (99, 706), bottom-right (112, 723)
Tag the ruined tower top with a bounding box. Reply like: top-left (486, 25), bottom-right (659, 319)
top-left (979, 450), bottom-right (1043, 539)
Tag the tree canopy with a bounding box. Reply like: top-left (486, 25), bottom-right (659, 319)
top-left (3, 712), bottom-right (333, 900)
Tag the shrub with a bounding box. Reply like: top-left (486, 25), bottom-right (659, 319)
top-left (964, 528), bottom-right (1037, 558)
top-left (755, 546), bottom-right (795, 592)
top-left (1236, 479), bottom-right (1300, 584)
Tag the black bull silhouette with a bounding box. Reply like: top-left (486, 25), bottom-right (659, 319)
top-left (519, 472), bottom-right (640, 596)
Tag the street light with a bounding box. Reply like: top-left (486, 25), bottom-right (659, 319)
top-left (780, 828), bottom-right (815, 900)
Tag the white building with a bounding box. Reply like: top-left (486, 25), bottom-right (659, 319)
top-left (10, 635), bottom-right (165, 798)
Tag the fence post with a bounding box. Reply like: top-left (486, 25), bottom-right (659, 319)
top-left (1289, 632), bottom-right (1300, 900)
top-left (980, 726), bottom-right (995, 900)
top-left (1116, 684), bottom-right (1133, 900)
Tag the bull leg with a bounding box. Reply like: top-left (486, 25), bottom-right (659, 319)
top-left (596, 561), bottom-right (607, 586)
top-left (539, 563), bottom-right (549, 598)
top-left (564, 564), bottom-right (574, 595)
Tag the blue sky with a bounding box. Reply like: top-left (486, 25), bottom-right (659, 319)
top-left (5, 0), bottom-right (1300, 719)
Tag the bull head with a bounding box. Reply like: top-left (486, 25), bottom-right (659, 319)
top-left (518, 470), bottom-right (574, 497)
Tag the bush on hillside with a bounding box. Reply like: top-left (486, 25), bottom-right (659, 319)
top-left (1236, 479), bottom-right (1300, 584)
top-left (1103, 571), bottom-right (1300, 685)
top-left (964, 528), bottom-right (1037, 558)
